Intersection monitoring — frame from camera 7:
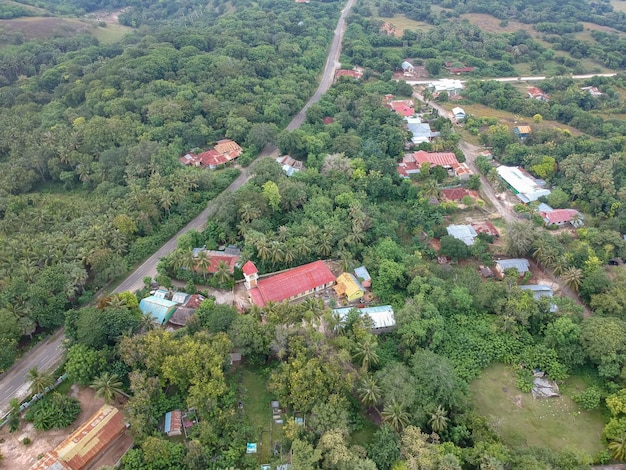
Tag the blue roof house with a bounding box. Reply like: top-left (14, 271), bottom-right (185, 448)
top-left (140, 296), bottom-right (178, 324)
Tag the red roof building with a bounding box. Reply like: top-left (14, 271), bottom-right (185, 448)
top-left (322, 116), bottom-right (335, 125)
top-left (247, 260), bottom-right (336, 307)
top-left (540, 209), bottom-right (583, 226)
top-left (471, 221), bottom-right (499, 237)
top-left (397, 154), bottom-right (420, 178)
top-left (242, 260), bottom-right (258, 276)
top-left (412, 150), bottom-right (459, 167)
top-left (527, 87), bottom-right (549, 101)
top-left (441, 188), bottom-right (475, 201)
top-left (30, 405), bottom-right (126, 470)
top-left (193, 250), bottom-right (240, 274)
top-left (389, 100), bottom-right (414, 117)
top-left (184, 294), bottom-right (206, 309)
top-left (179, 139), bottom-right (242, 169)
top-left (449, 66), bottom-right (475, 74)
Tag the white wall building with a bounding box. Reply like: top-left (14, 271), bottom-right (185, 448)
top-left (496, 166), bottom-right (551, 203)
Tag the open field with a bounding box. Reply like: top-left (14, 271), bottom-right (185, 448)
top-left (0, 15), bottom-right (131, 45)
top-left (471, 363), bottom-right (605, 455)
top-left (611, 0), bottom-right (626, 13)
top-left (372, 15), bottom-right (433, 36)
top-left (450, 102), bottom-right (584, 136)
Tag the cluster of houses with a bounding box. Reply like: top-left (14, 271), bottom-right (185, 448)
top-left (397, 150), bottom-right (473, 180)
top-left (139, 290), bottom-right (206, 326)
top-left (179, 139), bottom-right (242, 169)
top-left (275, 155), bottom-right (304, 176)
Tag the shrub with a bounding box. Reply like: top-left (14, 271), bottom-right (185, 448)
top-left (516, 368), bottom-right (534, 393)
top-left (22, 437), bottom-right (31, 445)
top-left (573, 387), bottom-right (602, 410)
top-left (24, 393), bottom-right (81, 431)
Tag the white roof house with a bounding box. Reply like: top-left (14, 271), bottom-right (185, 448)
top-left (446, 224), bottom-right (477, 246)
top-left (332, 305), bottom-right (395, 333)
top-left (428, 79), bottom-right (464, 96)
top-left (275, 155), bottom-right (304, 177)
top-left (520, 285), bottom-right (558, 312)
top-left (496, 166), bottom-right (551, 203)
top-left (452, 107), bottom-right (466, 120)
top-left (401, 61), bottom-right (415, 72)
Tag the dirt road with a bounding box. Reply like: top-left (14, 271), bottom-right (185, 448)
top-left (0, 0), bottom-right (358, 415)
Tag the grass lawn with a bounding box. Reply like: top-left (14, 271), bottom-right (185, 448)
top-left (611, 0), bottom-right (626, 13)
top-left (351, 416), bottom-right (378, 447)
top-left (471, 363), bottom-right (605, 455)
top-left (90, 22), bottom-right (133, 43)
top-left (371, 15), bottom-right (433, 36)
top-left (240, 367), bottom-right (285, 464)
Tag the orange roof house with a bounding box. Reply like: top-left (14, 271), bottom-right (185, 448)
top-left (30, 405), bottom-right (126, 470)
top-left (180, 139), bottom-right (242, 169)
top-left (245, 261), bottom-right (336, 307)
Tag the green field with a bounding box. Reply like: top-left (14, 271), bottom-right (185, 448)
top-left (240, 368), bottom-right (285, 464)
top-left (90, 22), bottom-right (132, 43)
top-left (471, 364), bottom-right (605, 455)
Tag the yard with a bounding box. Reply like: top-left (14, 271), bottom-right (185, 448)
top-left (239, 367), bottom-right (286, 464)
top-left (471, 363), bottom-right (605, 455)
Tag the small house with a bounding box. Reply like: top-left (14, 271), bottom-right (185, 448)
top-left (229, 352), bottom-right (242, 366)
top-left (446, 224), bottom-right (478, 246)
top-left (520, 284), bottom-right (558, 312)
top-left (514, 126), bottom-right (532, 139)
top-left (172, 292), bottom-right (191, 305)
top-left (401, 60), bottom-right (415, 73)
top-left (452, 107), bottom-right (466, 121)
top-left (540, 209), bottom-right (584, 228)
top-left (353, 266), bottom-right (371, 288)
top-left (527, 86), bottom-right (549, 101)
top-left (581, 86), bottom-right (602, 96)
top-left (334, 273), bottom-right (365, 302)
top-left (496, 166), bottom-right (551, 203)
top-left (276, 155), bottom-right (304, 176)
top-left (164, 410), bottom-right (183, 437)
top-left (428, 79), bottom-right (464, 97)
top-left (495, 258), bottom-right (530, 277)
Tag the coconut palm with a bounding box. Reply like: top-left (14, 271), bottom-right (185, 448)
top-left (139, 313), bottom-right (159, 333)
top-left (560, 266), bottom-right (583, 292)
top-left (91, 372), bottom-right (127, 404)
top-left (214, 261), bottom-right (232, 285)
top-left (382, 399), bottom-right (409, 432)
top-left (428, 405), bottom-right (449, 433)
top-left (609, 432), bottom-right (626, 461)
top-left (505, 221), bottom-right (537, 257)
top-left (27, 367), bottom-right (54, 396)
top-left (357, 376), bottom-right (382, 411)
top-left (532, 236), bottom-right (558, 268)
top-left (551, 256), bottom-right (568, 276)
top-left (439, 453), bottom-right (462, 470)
top-left (353, 335), bottom-right (379, 372)
top-left (196, 251), bottom-right (211, 280)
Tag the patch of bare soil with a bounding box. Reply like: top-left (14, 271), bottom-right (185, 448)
top-left (0, 386), bottom-right (104, 470)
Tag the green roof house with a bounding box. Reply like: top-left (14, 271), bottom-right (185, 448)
top-left (139, 296), bottom-right (178, 324)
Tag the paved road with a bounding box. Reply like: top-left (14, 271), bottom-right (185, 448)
top-left (286, 0), bottom-right (356, 131)
top-left (0, 0), bottom-right (358, 416)
top-left (404, 72), bottom-right (617, 86)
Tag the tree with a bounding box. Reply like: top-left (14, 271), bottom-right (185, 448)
top-left (609, 432), bottom-right (626, 461)
top-left (262, 180), bottom-right (281, 212)
top-left (428, 405), bottom-right (449, 433)
top-left (27, 367), bottom-right (53, 396)
top-left (505, 221), bottom-right (537, 257)
top-left (425, 59), bottom-right (441, 76)
top-left (195, 299), bottom-right (237, 333)
top-left (91, 372), bottom-right (127, 404)
top-left (367, 425), bottom-right (399, 470)
top-left (65, 344), bottom-right (105, 386)
top-left (439, 235), bottom-right (469, 261)
top-left (382, 399), bottom-right (410, 432)
top-left (213, 260), bottom-right (232, 285)
top-left (560, 267), bottom-right (583, 292)
top-left (358, 375), bottom-right (382, 411)
top-left (353, 334), bottom-right (380, 371)
top-left (291, 438), bottom-right (322, 470)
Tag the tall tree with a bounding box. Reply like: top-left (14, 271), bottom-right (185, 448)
top-left (91, 372), bottom-right (127, 404)
top-left (27, 367), bottom-right (54, 396)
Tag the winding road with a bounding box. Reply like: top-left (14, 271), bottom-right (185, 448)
top-left (0, 0), bottom-right (357, 417)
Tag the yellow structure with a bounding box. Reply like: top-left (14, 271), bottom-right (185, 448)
top-left (334, 273), bottom-right (365, 302)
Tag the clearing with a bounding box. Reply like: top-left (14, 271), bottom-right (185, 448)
top-left (239, 367), bottom-right (286, 464)
top-left (371, 15), bottom-right (433, 36)
top-left (471, 363), bottom-right (605, 455)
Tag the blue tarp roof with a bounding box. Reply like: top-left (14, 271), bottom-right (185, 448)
top-left (164, 411), bottom-right (172, 433)
top-left (139, 296), bottom-right (178, 324)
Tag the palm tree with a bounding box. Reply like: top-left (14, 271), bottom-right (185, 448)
top-left (353, 335), bottom-right (379, 372)
top-left (139, 313), bottom-right (159, 333)
top-left (27, 367), bottom-right (54, 396)
top-left (532, 236), bottom-right (558, 268)
top-left (505, 221), bottom-right (536, 258)
top-left (560, 266), bottom-right (583, 292)
top-left (428, 405), bottom-right (449, 433)
top-left (91, 372), bottom-right (127, 404)
top-left (439, 453), bottom-right (462, 470)
top-left (551, 256), bottom-right (568, 277)
top-left (214, 261), bottom-right (232, 285)
top-left (196, 251), bottom-right (211, 281)
top-left (357, 376), bottom-right (382, 412)
top-left (382, 399), bottom-right (409, 432)
top-left (609, 432), bottom-right (626, 461)
top-left (293, 237), bottom-right (312, 260)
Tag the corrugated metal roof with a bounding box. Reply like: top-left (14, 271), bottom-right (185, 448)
top-left (249, 261), bottom-right (336, 307)
top-left (412, 150), bottom-right (458, 167)
top-left (140, 296), bottom-right (178, 324)
top-left (496, 258), bottom-right (530, 273)
top-left (446, 224), bottom-right (477, 246)
top-left (333, 305), bottom-right (395, 330)
top-left (334, 273), bottom-right (365, 298)
top-left (354, 266), bottom-right (371, 282)
top-left (496, 166), bottom-right (551, 202)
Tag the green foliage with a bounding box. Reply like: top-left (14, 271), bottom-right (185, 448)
top-left (195, 298), bottom-right (237, 333)
top-left (65, 344), bottom-right (105, 386)
top-left (24, 393), bottom-right (81, 431)
top-left (573, 387), bottom-right (602, 411)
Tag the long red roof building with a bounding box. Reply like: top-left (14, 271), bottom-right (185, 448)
top-left (246, 260), bottom-right (336, 307)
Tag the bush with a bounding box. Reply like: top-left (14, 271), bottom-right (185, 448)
top-left (516, 368), bottom-right (534, 393)
top-left (24, 393), bottom-right (81, 431)
top-left (22, 437), bottom-right (31, 445)
top-left (573, 387), bottom-right (602, 410)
